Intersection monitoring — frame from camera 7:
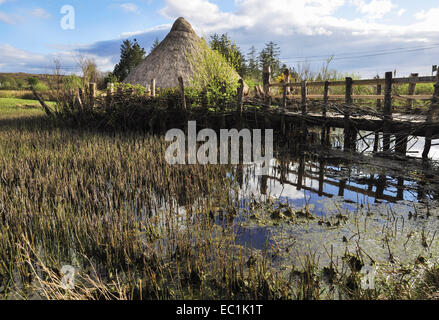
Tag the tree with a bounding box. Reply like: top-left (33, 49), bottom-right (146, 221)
top-left (151, 37), bottom-right (160, 53)
top-left (259, 42), bottom-right (281, 77)
top-left (209, 33), bottom-right (246, 77)
top-left (78, 56), bottom-right (99, 84)
top-left (0, 76), bottom-right (17, 89)
top-left (246, 46), bottom-right (260, 79)
top-left (113, 38), bottom-right (146, 81)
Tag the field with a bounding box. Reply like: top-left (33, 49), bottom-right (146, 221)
top-left (0, 98), bottom-right (48, 118)
top-left (1, 97), bottom-right (439, 300)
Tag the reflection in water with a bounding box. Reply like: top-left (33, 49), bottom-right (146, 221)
top-left (240, 157), bottom-right (433, 216)
top-left (326, 127), bottom-right (439, 160)
top-left (215, 125), bottom-right (439, 265)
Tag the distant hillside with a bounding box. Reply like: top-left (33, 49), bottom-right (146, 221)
top-left (0, 72), bottom-right (50, 82)
top-left (0, 72), bottom-right (63, 91)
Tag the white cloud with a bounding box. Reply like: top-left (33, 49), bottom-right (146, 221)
top-left (119, 3), bottom-right (139, 13)
top-left (352, 0), bottom-right (397, 19)
top-left (158, 0), bottom-right (439, 42)
top-left (155, 0), bottom-right (439, 77)
top-left (397, 8), bottom-right (406, 16)
top-left (0, 43), bottom-right (114, 74)
top-left (160, 0), bottom-right (346, 35)
top-left (119, 24), bottom-right (170, 38)
top-left (30, 8), bottom-right (51, 19)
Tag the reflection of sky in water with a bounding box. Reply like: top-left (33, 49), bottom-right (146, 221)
top-left (331, 128), bottom-right (439, 160)
top-left (237, 156), bottom-right (431, 216)
top-left (229, 128), bottom-right (439, 249)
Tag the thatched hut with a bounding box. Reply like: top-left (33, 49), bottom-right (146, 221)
top-left (124, 17), bottom-right (246, 92)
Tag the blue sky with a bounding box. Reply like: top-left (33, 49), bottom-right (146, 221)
top-left (0, 0), bottom-right (438, 78)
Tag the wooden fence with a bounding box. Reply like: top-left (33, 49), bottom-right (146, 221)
top-left (259, 66), bottom-right (439, 159)
top-left (101, 68), bottom-right (439, 159)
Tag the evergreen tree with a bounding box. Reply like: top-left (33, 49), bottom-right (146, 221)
top-left (246, 46), bottom-right (260, 79)
top-left (259, 41), bottom-right (281, 77)
top-left (113, 39), bottom-right (146, 81)
top-left (209, 33), bottom-right (246, 77)
top-left (151, 37), bottom-right (160, 53)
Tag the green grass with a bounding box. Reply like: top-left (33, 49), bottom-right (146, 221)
top-left (0, 97), bottom-right (55, 118)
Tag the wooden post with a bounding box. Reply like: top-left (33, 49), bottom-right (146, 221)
top-left (178, 76), bottom-right (186, 110)
top-left (89, 82), bottom-right (96, 108)
top-left (373, 131), bottom-right (379, 153)
top-left (282, 83), bottom-right (287, 112)
top-left (323, 81), bottom-right (329, 117)
top-left (395, 133), bottom-right (408, 155)
top-left (151, 79), bottom-right (156, 97)
top-left (406, 73), bottom-right (418, 112)
top-left (281, 83), bottom-right (287, 134)
top-left (376, 84), bottom-right (382, 113)
top-left (283, 69), bottom-right (291, 95)
top-left (422, 69), bottom-right (439, 159)
top-left (76, 88), bottom-right (83, 110)
top-left (374, 83), bottom-right (381, 152)
top-left (321, 81), bottom-right (330, 146)
top-left (344, 77), bottom-right (353, 151)
top-left (383, 71), bottom-right (393, 152)
top-left (318, 160), bottom-right (325, 196)
top-left (262, 66), bottom-right (271, 107)
top-left (338, 179), bottom-right (346, 197)
top-left (297, 157), bottom-right (304, 191)
top-left (79, 87), bottom-right (85, 106)
top-left (301, 80), bottom-right (307, 115)
top-left (397, 177), bottom-right (404, 200)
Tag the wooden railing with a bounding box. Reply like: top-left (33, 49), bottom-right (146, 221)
top-left (259, 66), bottom-right (439, 158)
top-left (260, 67), bottom-right (437, 109)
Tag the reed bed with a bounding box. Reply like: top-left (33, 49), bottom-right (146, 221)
top-left (0, 118), bottom-right (295, 299)
top-left (2, 109), bottom-right (439, 300)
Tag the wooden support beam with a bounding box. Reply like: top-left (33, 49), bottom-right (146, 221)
top-left (321, 81), bottom-right (330, 146)
top-left (151, 78), bottom-right (156, 97)
top-left (323, 81), bottom-right (329, 118)
top-left (270, 75), bottom-right (436, 88)
top-left (344, 77), bottom-right (353, 151)
top-left (395, 133), bottom-right (408, 156)
top-left (275, 94), bottom-right (431, 100)
top-left (262, 66), bottom-right (271, 107)
top-left (301, 80), bottom-right (307, 116)
top-left (281, 82), bottom-right (287, 134)
top-left (32, 88), bottom-right (53, 117)
top-left (423, 69), bottom-right (439, 159)
top-left (383, 71), bottom-right (393, 152)
top-left (76, 88), bottom-right (83, 111)
top-left (373, 131), bottom-right (379, 153)
top-left (406, 73), bottom-right (418, 112)
top-left (283, 69), bottom-right (291, 95)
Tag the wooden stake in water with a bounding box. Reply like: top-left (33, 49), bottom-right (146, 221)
top-left (422, 68), bottom-right (439, 159)
top-left (383, 72), bottom-right (393, 152)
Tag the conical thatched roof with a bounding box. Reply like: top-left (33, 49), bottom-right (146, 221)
top-left (124, 17), bottom-right (242, 89)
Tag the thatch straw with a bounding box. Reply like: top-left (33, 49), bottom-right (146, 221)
top-left (124, 17), bottom-right (242, 89)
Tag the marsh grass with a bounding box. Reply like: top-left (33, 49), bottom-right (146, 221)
top-left (2, 105), bottom-right (439, 300)
top-left (0, 115), bottom-right (295, 300)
